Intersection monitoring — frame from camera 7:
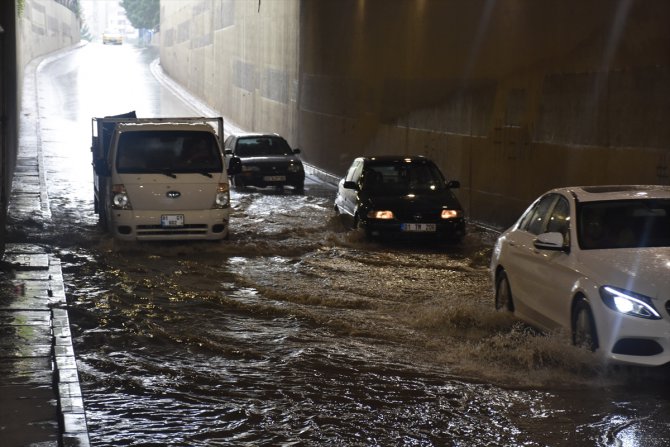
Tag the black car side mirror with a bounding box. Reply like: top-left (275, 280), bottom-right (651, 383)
top-left (293, 148), bottom-right (301, 154)
top-left (447, 180), bottom-right (460, 188)
top-left (343, 180), bottom-right (359, 191)
top-left (227, 156), bottom-right (242, 175)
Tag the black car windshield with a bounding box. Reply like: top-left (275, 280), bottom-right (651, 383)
top-left (116, 130), bottom-right (223, 173)
top-left (362, 161), bottom-right (446, 193)
top-left (235, 137), bottom-right (293, 157)
top-left (578, 199), bottom-right (670, 249)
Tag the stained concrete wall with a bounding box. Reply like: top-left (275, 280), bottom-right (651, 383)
top-left (16, 0), bottom-right (81, 111)
top-left (160, 0), bottom-right (300, 143)
top-left (17, 0), bottom-right (81, 70)
top-left (160, 0), bottom-right (670, 228)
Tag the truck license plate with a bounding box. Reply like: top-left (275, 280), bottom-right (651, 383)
top-left (401, 223), bottom-right (436, 232)
top-left (263, 175), bottom-right (286, 182)
top-left (161, 214), bottom-right (184, 227)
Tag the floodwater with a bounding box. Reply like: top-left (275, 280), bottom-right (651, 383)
top-left (12, 42), bottom-right (670, 446)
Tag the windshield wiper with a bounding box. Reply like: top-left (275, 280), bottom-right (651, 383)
top-left (160, 170), bottom-right (177, 178)
top-left (196, 171), bottom-right (213, 178)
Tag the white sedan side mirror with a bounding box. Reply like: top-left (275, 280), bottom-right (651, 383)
top-left (534, 232), bottom-right (568, 252)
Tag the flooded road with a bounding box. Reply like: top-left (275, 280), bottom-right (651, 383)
top-left (13, 42), bottom-right (670, 446)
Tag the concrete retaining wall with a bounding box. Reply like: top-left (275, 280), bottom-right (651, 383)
top-left (160, 0), bottom-right (670, 228)
top-left (160, 0), bottom-right (300, 144)
top-left (18, 0), bottom-right (81, 70)
top-left (16, 0), bottom-right (81, 117)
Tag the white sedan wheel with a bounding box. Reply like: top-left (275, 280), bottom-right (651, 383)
top-left (572, 300), bottom-right (598, 352)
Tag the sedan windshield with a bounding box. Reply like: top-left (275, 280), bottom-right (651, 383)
top-left (578, 199), bottom-right (670, 249)
top-left (235, 137), bottom-right (293, 157)
top-left (362, 161), bottom-right (446, 193)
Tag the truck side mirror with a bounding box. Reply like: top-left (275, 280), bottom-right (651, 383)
top-left (93, 159), bottom-right (110, 176)
top-left (227, 156), bottom-right (242, 176)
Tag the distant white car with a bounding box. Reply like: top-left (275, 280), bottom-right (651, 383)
top-left (490, 185), bottom-right (670, 366)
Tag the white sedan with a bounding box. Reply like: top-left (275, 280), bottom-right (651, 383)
top-left (490, 185), bottom-right (670, 366)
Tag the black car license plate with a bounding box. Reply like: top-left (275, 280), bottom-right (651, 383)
top-left (401, 223), bottom-right (436, 232)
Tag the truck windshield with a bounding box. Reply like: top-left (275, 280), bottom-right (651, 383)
top-left (116, 131), bottom-right (223, 174)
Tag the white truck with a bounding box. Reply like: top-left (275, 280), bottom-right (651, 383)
top-left (91, 112), bottom-right (241, 241)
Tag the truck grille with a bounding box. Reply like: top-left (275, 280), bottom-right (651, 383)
top-left (136, 224), bottom-right (208, 236)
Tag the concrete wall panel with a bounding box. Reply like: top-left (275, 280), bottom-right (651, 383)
top-left (161, 0), bottom-right (299, 142)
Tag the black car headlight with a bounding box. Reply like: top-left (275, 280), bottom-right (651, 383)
top-left (288, 163), bottom-right (303, 173)
top-left (600, 286), bottom-right (661, 320)
top-left (441, 209), bottom-right (462, 219)
top-left (367, 210), bottom-right (394, 219)
top-left (241, 165), bottom-right (260, 172)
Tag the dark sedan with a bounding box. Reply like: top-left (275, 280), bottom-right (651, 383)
top-left (224, 132), bottom-right (305, 193)
top-left (334, 155), bottom-right (466, 242)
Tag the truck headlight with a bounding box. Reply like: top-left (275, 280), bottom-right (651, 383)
top-left (213, 183), bottom-right (230, 208)
top-left (600, 286), bottom-right (661, 320)
top-left (111, 184), bottom-right (132, 209)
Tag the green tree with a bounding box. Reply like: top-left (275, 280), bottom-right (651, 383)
top-left (120, 0), bottom-right (159, 31)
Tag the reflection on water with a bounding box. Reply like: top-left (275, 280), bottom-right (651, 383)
top-left (58, 211), bottom-right (670, 446)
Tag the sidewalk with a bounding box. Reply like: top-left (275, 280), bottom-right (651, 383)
top-left (0, 48), bottom-right (89, 446)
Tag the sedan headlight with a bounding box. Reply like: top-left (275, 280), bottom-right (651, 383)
top-left (288, 163), bottom-right (303, 173)
top-left (367, 210), bottom-right (394, 219)
top-left (600, 286), bottom-right (661, 320)
top-left (241, 165), bottom-right (260, 172)
top-left (441, 209), bottom-right (462, 219)
top-left (111, 184), bottom-right (132, 209)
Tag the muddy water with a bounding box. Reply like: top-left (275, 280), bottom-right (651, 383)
top-left (14, 43), bottom-right (670, 446)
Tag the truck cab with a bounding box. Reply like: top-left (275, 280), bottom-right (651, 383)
top-left (92, 113), bottom-right (241, 241)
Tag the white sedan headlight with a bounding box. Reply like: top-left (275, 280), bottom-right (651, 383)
top-left (600, 286), bottom-right (661, 320)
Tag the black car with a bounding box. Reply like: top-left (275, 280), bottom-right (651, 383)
top-left (334, 155), bottom-right (466, 242)
top-left (224, 132), bottom-right (305, 193)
